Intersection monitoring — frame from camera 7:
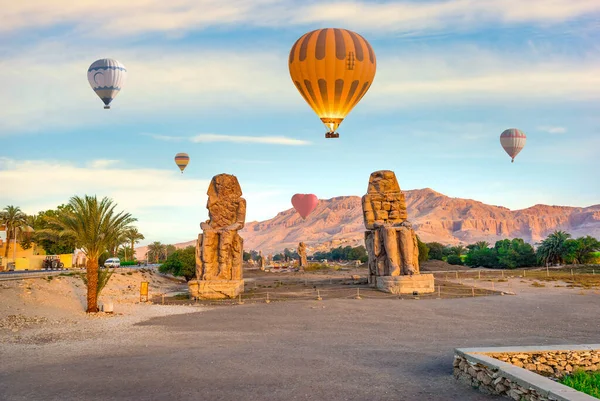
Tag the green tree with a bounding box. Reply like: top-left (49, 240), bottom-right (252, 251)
top-left (537, 230), bottom-right (571, 266)
top-left (565, 236), bottom-right (600, 264)
top-left (243, 251), bottom-right (251, 261)
top-left (1, 206), bottom-right (28, 257)
top-left (123, 227), bottom-right (144, 261)
top-left (30, 205), bottom-right (77, 255)
top-left (464, 247), bottom-right (497, 268)
top-left (159, 246), bottom-right (196, 281)
top-left (416, 236), bottom-right (429, 264)
top-left (347, 245), bottom-right (368, 263)
top-left (449, 245), bottom-right (466, 257)
top-left (426, 242), bottom-right (445, 260)
top-left (166, 244), bottom-right (177, 258)
top-left (147, 241), bottom-right (166, 263)
top-left (447, 254), bottom-right (463, 265)
top-left (47, 195), bottom-right (135, 313)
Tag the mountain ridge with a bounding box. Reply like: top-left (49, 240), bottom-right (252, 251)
top-left (135, 188), bottom-right (600, 257)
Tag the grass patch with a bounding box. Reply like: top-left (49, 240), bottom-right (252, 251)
top-left (126, 272), bottom-right (133, 276)
top-left (560, 370), bottom-right (600, 398)
top-left (303, 263), bottom-right (331, 272)
top-left (59, 272), bottom-right (75, 277)
top-left (530, 281), bottom-right (545, 287)
top-left (173, 293), bottom-right (189, 300)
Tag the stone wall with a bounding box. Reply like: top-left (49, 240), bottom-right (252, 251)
top-left (488, 351), bottom-right (600, 378)
top-left (454, 355), bottom-right (550, 401)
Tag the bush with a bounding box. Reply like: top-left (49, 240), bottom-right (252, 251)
top-left (446, 254), bottom-right (463, 265)
top-left (417, 236), bottom-right (429, 264)
top-left (159, 246), bottom-right (195, 281)
top-left (120, 261), bottom-right (137, 266)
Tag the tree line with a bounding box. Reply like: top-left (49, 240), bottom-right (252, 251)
top-left (2, 200), bottom-right (144, 313)
top-left (424, 231), bottom-right (600, 269)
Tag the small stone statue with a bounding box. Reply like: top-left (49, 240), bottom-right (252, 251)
top-left (298, 242), bottom-right (308, 269)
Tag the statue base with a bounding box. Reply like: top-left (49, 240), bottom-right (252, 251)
top-left (188, 280), bottom-right (244, 300)
top-left (376, 274), bottom-right (435, 295)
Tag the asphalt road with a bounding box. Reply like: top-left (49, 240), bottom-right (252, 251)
top-left (2, 291), bottom-right (599, 400)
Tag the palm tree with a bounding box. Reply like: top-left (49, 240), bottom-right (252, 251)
top-left (124, 227), bottom-right (145, 261)
top-left (147, 241), bottom-right (166, 263)
top-left (1, 206), bottom-right (28, 257)
top-left (537, 230), bottom-right (571, 266)
top-left (474, 241), bottom-right (490, 250)
top-left (450, 245), bottom-right (466, 257)
top-left (48, 195), bottom-right (136, 313)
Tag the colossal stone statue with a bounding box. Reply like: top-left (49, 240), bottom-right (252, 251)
top-left (188, 173), bottom-right (246, 299)
top-left (362, 170), bottom-right (434, 294)
top-left (298, 242), bottom-right (308, 270)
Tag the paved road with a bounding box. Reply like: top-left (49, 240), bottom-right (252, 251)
top-left (1, 291), bottom-right (599, 400)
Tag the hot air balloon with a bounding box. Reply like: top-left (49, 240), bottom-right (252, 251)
top-left (87, 59), bottom-right (127, 109)
top-left (500, 128), bottom-right (526, 163)
top-left (288, 28), bottom-right (376, 138)
top-left (174, 153), bottom-right (190, 173)
top-left (291, 194), bottom-right (318, 219)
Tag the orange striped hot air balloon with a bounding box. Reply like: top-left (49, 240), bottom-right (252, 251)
top-left (288, 28), bottom-right (376, 138)
top-left (500, 129), bottom-right (526, 163)
top-left (174, 153), bottom-right (189, 173)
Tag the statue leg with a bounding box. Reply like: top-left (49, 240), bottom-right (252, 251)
top-left (201, 230), bottom-right (219, 280)
top-left (195, 234), bottom-right (204, 279)
top-left (231, 234), bottom-right (242, 280)
top-left (381, 226), bottom-right (401, 276)
top-left (217, 230), bottom-right (233, 280)
top-left (373, 230), bottom-right (387, 276)
top-left (412, 231), bottom-right (420, 274)
top-left (398, 227), bottom-right (416, 275)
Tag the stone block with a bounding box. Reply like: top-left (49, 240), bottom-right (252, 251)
top-left (376, 274), bottom-right (435, 294)
top-left (189, 279), bottom-right (244, 300)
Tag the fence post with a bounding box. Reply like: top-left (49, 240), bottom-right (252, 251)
top-left (265, 292), bottom-right (270, 304)
top-left (546, 265), bottom-right (549, 277)
top-left (571, 269), bottom-right (574, 278)
top-left (162, 293), bottom-right (165, 305)
top-left (455, 271), bottom-right (459, 279)
top-left (437, 285), bottom-right (441, 299)
top-left (502, 270), bottom-right (504, 279)
top-left (478, 270), bottom-right (481, 280)
top-left (491, 281), bottom-right (495, 291)
top-left (238, 294), bottom-right (244, 305)
top-left (472, 287), bottom-right (475, 297)
top-left (317, 289), bottom-right (322, 301)
top-left (355, 288), bottom-right (361, 300)
top-left (594, 269), bottom-right (596, 275)
top-left (523, 270), bottom-right (526, 277)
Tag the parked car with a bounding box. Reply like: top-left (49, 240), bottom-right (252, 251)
top-left (42, 255), bottom-right (65, 270)
top-left (104, 258), bottom-right (121, 268)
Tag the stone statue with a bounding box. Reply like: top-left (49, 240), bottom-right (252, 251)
top-left (298, 242), bottom-right (308, 269)
top-left (362, 170), bottom-right (434, 294)
top-left (189, 173), bottom-right (246, 299)
top-left (259, 250), bottom-right (265, 270)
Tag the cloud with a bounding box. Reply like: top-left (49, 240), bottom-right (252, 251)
top-left (190, 134), bottom-right (310, 145)
top-left (2, 0), bottom-right (599, 36)
top-left (146, 132), bottom-right (310, 145)
top-left (0, 157), bottom-right (294, 244)
top-left (87, 159), bottom-right (120, 168)
top-left (2, 40), bottom-right (600, 136)
top-left (538, 126), bottom-right (567, 134)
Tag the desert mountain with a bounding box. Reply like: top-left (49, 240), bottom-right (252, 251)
top-left (136, 188), bottom-right (600, 257)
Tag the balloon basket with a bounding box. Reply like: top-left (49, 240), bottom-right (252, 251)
top-left (325, 132), bottom-right (339, 138)
top-left (104, 106), bottom-right (110, 109)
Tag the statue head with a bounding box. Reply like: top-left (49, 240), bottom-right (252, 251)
top-left (207, 173), bottom-right (242, 206)
top-left (367, 170), bottom-right (401, 194)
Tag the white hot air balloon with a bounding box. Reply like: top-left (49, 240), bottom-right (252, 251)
top-left (87, 59), bottom-right (127, 109)
top-left (500, 128), bottom-right (526, 163)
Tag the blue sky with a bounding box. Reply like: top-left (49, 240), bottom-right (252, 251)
top-left (1, 0), bottom-right (599, 245)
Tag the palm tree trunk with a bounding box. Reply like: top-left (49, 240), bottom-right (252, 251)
top-left (86, 257), bottom-right (99, 313)
top-left (131, 240), bottom-right (135, 260)
top-left (4, 229), bottom-right (11, 257)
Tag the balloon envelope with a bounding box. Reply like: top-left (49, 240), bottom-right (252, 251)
top-left (87, 58), bottom-right (127, 109)
top-left (174, 153), bottom-right (190, 173)
top-left (291, 194), bottom-right (318, 219)
top-left (288, 28), bottom-right (376, 138)
top-left (500, 128), bottom-right (526, 163)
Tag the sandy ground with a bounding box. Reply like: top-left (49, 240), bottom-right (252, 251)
top-left (0, 269), bottom-right (201, 346)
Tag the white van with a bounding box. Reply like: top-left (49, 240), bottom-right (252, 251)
top-left (104, 258), bottom-right (121, 268)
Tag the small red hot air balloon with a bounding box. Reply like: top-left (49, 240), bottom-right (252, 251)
top-left (500, 128), bottom-right (526, 163)
top-left (291, 194), bottom-right (318, 219)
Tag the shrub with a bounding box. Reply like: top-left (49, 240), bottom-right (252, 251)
top-left (120, 261), bottom-right (137, 266)
top-left (159, 246), bottom-right (195, 281)
top-left (446, 254), bottom-right (463, 265)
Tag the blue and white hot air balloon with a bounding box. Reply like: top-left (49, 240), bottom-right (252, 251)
top-left (87, 58), bottom-right (127, 109)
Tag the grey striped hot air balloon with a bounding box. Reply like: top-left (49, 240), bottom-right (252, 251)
top-left (87, 59), bottom-right (127, 109)
top-left (500, 128), bottom-right (526, 163)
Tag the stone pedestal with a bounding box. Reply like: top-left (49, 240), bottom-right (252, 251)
top-left (188, 279), bottom-right (244, 300)
top-left (376, 274), bottom-right (435, 295)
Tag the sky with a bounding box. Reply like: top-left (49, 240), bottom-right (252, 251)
top-left (1, 0), bottom-right (599, 246)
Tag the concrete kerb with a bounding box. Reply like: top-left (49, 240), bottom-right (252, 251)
top-left (454, 345), bottom-right (600, 401)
